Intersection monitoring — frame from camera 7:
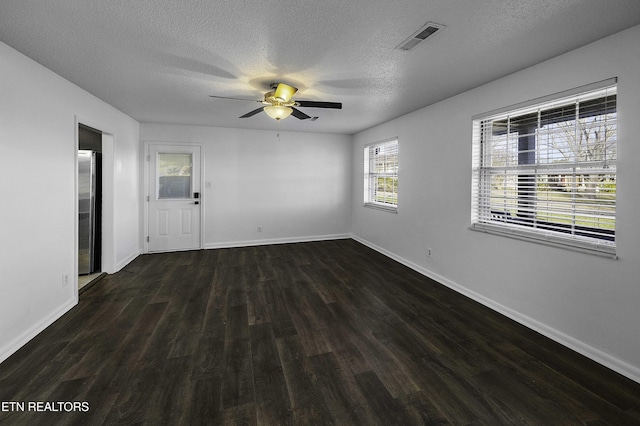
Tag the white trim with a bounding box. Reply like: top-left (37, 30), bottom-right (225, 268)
top-left (363, 136), bottom-right (399, 149)
top-left (115, 249), bottom-right (142, 272)
top-left (204, 233), bottom-right (351, 250)
top-left (73, 120), bottom-right (80, 296)
top-left (74, 116), bottom-right (118, 276)
top-left (470, 80), bottom-right (618, 256)
top-left (0, 299), bottom-right (77, 365)
top-left (142, 141), bottom-right (205, 254)
top-left (363, 202), bottom-right (398, 213)
top-left (351, 234), bottom-right (640, 385)
top-left (469, 224), bottom-right (617, 259)
top-left (472, 77), bottom-right (618, 120)
top-left (363, 137), bottom-right (399, 209)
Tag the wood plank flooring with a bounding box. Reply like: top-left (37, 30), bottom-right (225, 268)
top-left (1, 239), bottom-right (640, 425)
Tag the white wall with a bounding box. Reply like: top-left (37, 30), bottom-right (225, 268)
top-left (352, 25), bottom-right (640, 382)
top-left (140, 124), bottom-right (352, 248)
top-left (0, 42), bottom-right (141, 363)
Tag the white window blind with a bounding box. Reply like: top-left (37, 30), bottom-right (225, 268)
top-left (364, 138), bottom-right (398, 212)
top-left (471, 79), bottom-right (617, 257)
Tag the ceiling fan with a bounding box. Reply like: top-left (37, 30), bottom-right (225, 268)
top-left (209, 83), bottom-right (342, 121)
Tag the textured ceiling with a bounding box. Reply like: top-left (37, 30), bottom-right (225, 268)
top-left (2, 0), bottom-right (640, 134)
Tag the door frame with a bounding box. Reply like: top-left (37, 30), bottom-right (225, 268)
top-left (74, 116), bottom-right (116, 303)
top-left (143, 141), bottom-right (205, 253)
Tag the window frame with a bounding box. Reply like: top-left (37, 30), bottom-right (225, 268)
top-left (363, 137), bottom-right (399, 213)
top-left (471, 78), bottom-right (618, 258)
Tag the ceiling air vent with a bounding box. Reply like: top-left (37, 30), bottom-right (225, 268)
top-left (395, 22), bottom-right (445, 51)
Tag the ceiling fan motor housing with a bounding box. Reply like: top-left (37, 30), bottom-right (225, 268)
top-left (262, 91), bottom-right (297, 107)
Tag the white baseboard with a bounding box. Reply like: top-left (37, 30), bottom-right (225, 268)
top-left (204, 233), bottom-right (351, 250)
top-left (115, 248), bottom-right (142, 272)
top-left (0, 298), bottom-right (77, 365)
top-left (351, 235), bottom-right (640, 384)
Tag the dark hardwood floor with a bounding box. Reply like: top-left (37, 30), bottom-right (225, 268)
top-left (1, 239), bottom-right (640, 425)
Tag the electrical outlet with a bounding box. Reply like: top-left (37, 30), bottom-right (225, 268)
top-left (427, 248), bottom-right (433, 258)
top-left (62, 272), bottom-right (69, 287)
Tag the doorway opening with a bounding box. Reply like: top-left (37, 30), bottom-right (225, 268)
top-left (78, 124), bottom-right (103, 290)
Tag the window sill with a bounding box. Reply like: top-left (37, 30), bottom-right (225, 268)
top-left (364, 203), bottom-right (398, 214)
top-left (470, 223), bottom-right (617, 259)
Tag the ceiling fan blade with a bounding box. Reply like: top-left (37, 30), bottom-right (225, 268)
top-left (274, 83), bottom-right (298, 102)
top-left (209, 95), bottom-right (260, 102)
top-left (296, 100), bottom-right (342, 109)
top-left (291, 107), bottom-right (312, 120)
top-left (240, 107), bottom-right (264, 118)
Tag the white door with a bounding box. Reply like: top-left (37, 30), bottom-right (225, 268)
top-left (147, 144), bottom-right (202, 252)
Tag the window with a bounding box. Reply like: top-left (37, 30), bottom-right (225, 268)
top-left (471, 79), bottom-right (617, 257)
top-left (157, 152), bottom-right (192, 199)
top-left (364, 138), bottom-right (399, 212)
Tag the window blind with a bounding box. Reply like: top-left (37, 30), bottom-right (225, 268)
top-left (471, 79), bottom-right (617, 257)
top-left (364, 138), bottom-right (399, 212)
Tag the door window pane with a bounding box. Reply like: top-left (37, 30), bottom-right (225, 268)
top-left (158, 153), bottom-right (192, 199)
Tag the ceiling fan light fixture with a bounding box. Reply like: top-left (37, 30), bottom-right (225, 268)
top-left (264, 105), bottom-right (293, 120)
top-left (214, 82), bottom-right (341, 121)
